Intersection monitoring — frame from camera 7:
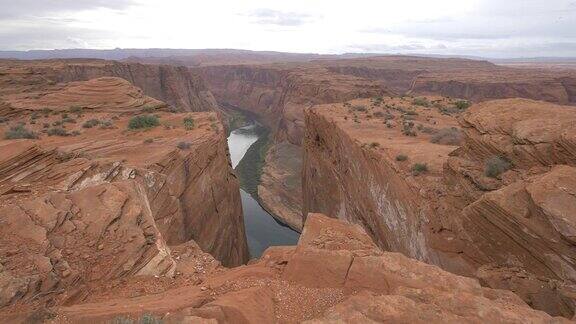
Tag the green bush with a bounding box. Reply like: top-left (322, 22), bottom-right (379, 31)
top-left (128, 115), bottom-right (159, 130)
top-left (396, 154), bottom-right (408, 161)
top-left (100, 121), bottom-right (114, 129)
top-left (455, 100), bottom-right (471, 110)
top-left (412, 97), bottom-right (429, 107)
top-left (411, 163), bottom-right (428, 175)
top-left (484, 156), bottom-right (511, 178)
top-left (5, 125), bottom-right (38, 139)
top-left (183, 117), bottom-right (194, 130)
top-left (47, 127), bottom-right (69, 136)
top-left (82, 119), bottom-right (100, 128)
top-left (430, 127), bottom-right (463, 145)
top-left (177, 141), bottom-right (192, 150)
top-left (69, 106), bottom-right (83, 113)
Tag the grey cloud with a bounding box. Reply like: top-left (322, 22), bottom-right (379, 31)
top-left (246, 9), bottom-right (315, 26)
top-left (0, 0), bottom-right (135, 19)
top-left (0, 23), bottom-right (113, 50)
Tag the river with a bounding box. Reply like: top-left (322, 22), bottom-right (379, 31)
top-left (227, 123), bottom-right (300, 259)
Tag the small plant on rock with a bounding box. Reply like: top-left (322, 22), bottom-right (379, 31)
top-left (454, 100), bottom-right (471, 110)
top-left (82, 119), bottom-right (100, 128)
top-left (411, 163), bottom-right (428, 175)
top-left (396, 154), bottom-right (408, 161)
top-left (430, 127), bottom-right (463, 145)
top-left (412, 97), bottom-right (429, 107)
top-left (5, 125), bottom-right (38, 139)
top-left (47, 127), bottom-right (69, 136)
top-left (177, 141), bottom-right (192, 150)
top-left (183, 117), bottom-right (194, 130)
top-left (484, 156), bottom-right (511, 178)
top-left (128, 115), bottom-right (159, 130)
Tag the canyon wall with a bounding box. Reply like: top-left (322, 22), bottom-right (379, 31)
top-left (0, 59), bottom-right (219, 112)
top-left (302, 97), bottom-right (576, 317)
top-left (321, 57), bottom-right (576, 104)
top-left (0, 75), bottom-right (248, 310)
top-left (197, 64), bottom-right (390, 230)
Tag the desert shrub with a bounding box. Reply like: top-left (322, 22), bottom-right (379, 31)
top-left (396, 154), bottom-right (408, 161)
top-left (0, 117), bottom-right (7, 123)
top-left (82, 119), bottom-right (100, 128)
top-left (43, 123), bottom-right (50, 128)
top-left (71, 130), bottom-right (81, 136)
top-left (62, 117), bottom-right (76, 124)
top-left (402, 122), bottom-right (417, 136)
top-left (30, 112), bottom-right (40, 120)
top-left (100, 121), bottom-right (114, 129)
top-left (144, 138), bottom-right (154, 144)
top-left (52, 121), bottom-right (63, 126)
top-left (484, 156), bottom-right (511, 178)
top-left (370, 142), bottom-right (380, 148)
top-left (373, 111), bottom-right (384, 117)
top-left (5, 125), bottom-right (38, 139)
top-left (411, 163), bottom-right (428, 175)
top-left (183, 117), bottom-right (194, 130)
top-left (352, 105), bottom-right (367, 112)
top-left (47, 127), bottom-right (68, 136)
top-left (413, 97), bottom-right (429, 107)
top-left (128, 115), bottom-right (159, 130)
top-left (69, 106), bottom-right (83, 113)
top-left (430, 127), bottom-right (463, 145)
top-left (177, 141), bottom-right (192, 150)
top-left (455, 100), bottom-right (471, 110)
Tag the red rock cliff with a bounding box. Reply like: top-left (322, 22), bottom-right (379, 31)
top-left (302, 97), bottom-right (576, 317)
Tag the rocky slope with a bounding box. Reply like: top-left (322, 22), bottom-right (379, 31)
top-left (302, 96), bottom-right (576, 317)
top-left (0, 59), bottom-right (219, 113)
top-left (0, 76), bottom-right (248, 314)
top-left (2, 213), bottom-right (564, 323)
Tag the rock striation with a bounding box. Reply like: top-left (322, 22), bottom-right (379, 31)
top-left (41, 214), bottom-right (569, 323)
top-left (0, 76), bottom-right (248, 314)
top-left (302, 96), bottom-right (576, 317)
top-left (0, 59), bottom-right (219, 112)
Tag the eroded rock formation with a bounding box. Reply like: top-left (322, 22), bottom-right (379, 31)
top-left (198, 64), bottom-right (391, 230)
top-left (0, 59), bottom-right (219, 112)
top-left (0, 75), bottom-right (248, 314)
top-left (302, 96), bottom-right (576, 317)
top-left (18, 214), bottom-right (565, 323)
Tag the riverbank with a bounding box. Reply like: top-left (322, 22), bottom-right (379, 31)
top-left (227, 120), bottom-right (299, 258)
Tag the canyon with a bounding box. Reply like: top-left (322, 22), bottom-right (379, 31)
top-left (1, 53), bottom-right (576, 322)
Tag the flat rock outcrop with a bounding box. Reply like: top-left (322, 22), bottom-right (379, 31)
top-left (303, 96), bottom-right (576, 317)
top-left (0, 59), bottom-right (219, 112)
top-left (40, 214), bottom-right (567, 323)
top-left (0, 76), bottom-right (248, 315)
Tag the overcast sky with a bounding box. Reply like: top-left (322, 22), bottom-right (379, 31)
top-left (0, 0), bottom-right (574, 58)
